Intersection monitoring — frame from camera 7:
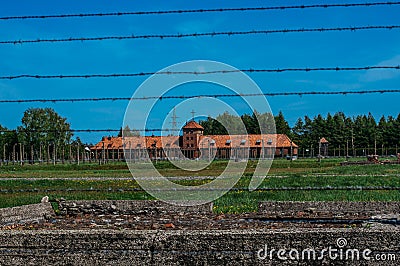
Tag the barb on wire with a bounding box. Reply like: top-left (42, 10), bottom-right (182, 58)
top-left (1, 2), bottom-right (399, 21)
top-left (0, 89), bottom-right (399, 104)
top-left (1, 25), bottom-right (399, 45)
top-left (1, 65), bottom-right (400, 80)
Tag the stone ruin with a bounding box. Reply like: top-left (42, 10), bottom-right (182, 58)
top-left (367, 154), bottom-right (380, 164)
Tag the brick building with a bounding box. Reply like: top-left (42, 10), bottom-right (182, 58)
top-left (91, 121), bottom-right (298, 161)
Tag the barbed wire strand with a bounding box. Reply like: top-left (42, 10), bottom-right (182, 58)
top-left (1, 2), bottom-right (400, 21)
top-left (0, 89), bottom-right (399, 104)
top-left (1, 65), bottom-right (400, 80)
top-left (2, 25), bottom-right (400, 45)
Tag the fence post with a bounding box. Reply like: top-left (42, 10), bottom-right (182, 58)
top-left (3, 143), bottom-right (8, 166)
top-left (39, 143), bottom-right (42, 164)
top-left (102, 142), bottom-right (105, 164)
top-left (19, 143), bottom-right (23, 166)
top-left (62, 146), bottom-right (65, 164)
top-left (30, 145), bottom-right (34, 164)
top-left (53, 143), bottom-right (56, 165)
top-left (77, 144), bottom-right (80, 165)
top-left (69, 145), bottom-right (72, 164)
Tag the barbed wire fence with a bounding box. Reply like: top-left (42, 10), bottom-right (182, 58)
top-left (0, 2), bottom-right (398, 194)
top-left (1, 25), bottom-right (400, 45)
top-left (1, 1), bottom-right (400, 20)
top-left (1, 65), bottom-right (399, 80)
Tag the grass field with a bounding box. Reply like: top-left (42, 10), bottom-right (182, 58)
top-left (0, 158), bottom-right (399, 212)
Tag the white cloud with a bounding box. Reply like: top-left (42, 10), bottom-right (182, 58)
top-left (362, 55), bottom-right (400, 82)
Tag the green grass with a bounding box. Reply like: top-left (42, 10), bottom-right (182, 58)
top-left (0, 192), bottom-right (153, 209)
top-left (0, 158), bottom-right (399, 212)
top-left (213, 190), bottom-right (400, 213)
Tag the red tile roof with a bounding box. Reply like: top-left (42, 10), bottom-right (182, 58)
top-left (320, 137), bottom-right (329, 144)
top-left (199, 134), bottom-right (298, 148)
top-left (91, 134), bottom-right (297, 150)
top-left (91, 136), bottom-right (180, 150)
top-left (182, 121), bottom-right (204, 130)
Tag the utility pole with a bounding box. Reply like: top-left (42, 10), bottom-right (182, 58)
top-left (170, 108), bottom-right (179, 136)
top-left (191, 110), bottom-right (196, 121)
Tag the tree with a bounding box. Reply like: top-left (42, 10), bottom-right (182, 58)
top-left (200, 116), bottom-right (227, 135)
top-left (256, 112), bottom-right (275, 134)
top-left (241, 113), bottom-right (258, 134)
top-left (292, 118), bottom-right (305, 147)
top-left (274, 111), bottom-right (291, 136)
top-left (119, 125), bottom-right (140, 137)
top-left (0, 125), bottom-right (18, 161)
top-left (215, 112), bottom-right (244, 134)
top-left (17, 108), bottom-right (73, 155)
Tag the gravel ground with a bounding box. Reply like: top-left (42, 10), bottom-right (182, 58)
top-left (2, 212), bottom-right (376, 231)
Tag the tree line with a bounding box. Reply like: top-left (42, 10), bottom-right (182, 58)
top-left (0, 108), bottom-right (84, 163)
top-left (1, 108), bottom-right (399, 162)
top-left (199, 111), bottom-right (400, 156)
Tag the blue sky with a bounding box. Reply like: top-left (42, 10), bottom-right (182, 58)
top-left (0, 0), bottom-right (399, 143)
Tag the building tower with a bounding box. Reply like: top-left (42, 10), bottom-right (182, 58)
top-left (181, 120), bottom-right (204, 159)
top-left (319, 137), bottom-right (329, 157)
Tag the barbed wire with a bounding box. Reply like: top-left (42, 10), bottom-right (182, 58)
top-left (2, 25), bottom-right (400, 45)
top-left (1, 2), bottom-right (400, 21)
top-left (0, 89), bottom-right (399, 104)
top-left (1, 65), bottom-right (399, 80)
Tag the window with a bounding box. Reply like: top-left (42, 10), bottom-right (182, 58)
top-left (136, 144), bottom-right (141, 147)
top-left (240, 139), bottom-right (246, 145)
top-left (210, 140), bottom-right (216, 146)
top-left (190, 130), bottom-right (193, 134)
top-left (256, 139), bottom-right (261, 145)
top-left (225, 140), bottom-right (231, 145)
top-left (191, 144), bottom-right (194, 147)
top-left (267, 139), bottom-right (273, 145)
top-left (186, 137), bottom-right (189, 140)
top-left (191, 137), bottom-right (193, 140)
